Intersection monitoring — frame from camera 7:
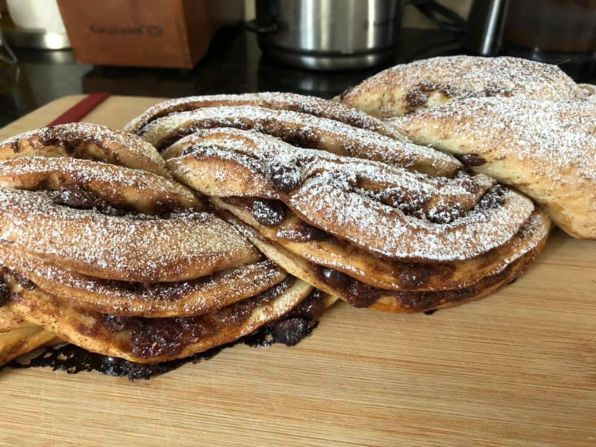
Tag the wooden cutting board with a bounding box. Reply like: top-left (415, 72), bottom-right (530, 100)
top-left (1, 96), bottom-right (595, 447)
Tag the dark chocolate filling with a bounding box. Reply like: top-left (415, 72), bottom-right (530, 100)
top-left (5, 270), bottom-right (37, 291)
top-left (114, 278), bottom-right (296, 359)
top-left (315, 265), bottom-right (379, 308)
top-left (51, 186), bottom-right (190, 218)
top-left (457, 153), bottom-right (486, 167)
top-left (312, 260), bottom-right (521, 312)
top-left (405, 81), bottom-right (453, 113)
top-left (0, 279), bottom-right (9, 306)
top-left (2, 287), bottom-right (326, 380)
top-left (317, 267), bottom-right (351, 290)
top-left (42, 135), bottom-right (105, 159)
top-left (455, 173), bottom-right (482, 194)
top-left (269, 318), bottom-right (312, 346)
top-left (378, 188), bottom-right (430, 218)
top-left (427, 205), bottom-right (464, 224)
top-left (251, 199), bottom-right (287, 227)
top-left (225, 196), bottom-right (333, 242)
top-left (52, 186), bottom-right (126, 216)
top-left (286, 289), bottom-right (327, 321)
top-left (478, 185), bottom-right (506, 210)
top-left (266, 161), bottom-right (301, 192)
top-left (346, 281), bottom-right (381, 307)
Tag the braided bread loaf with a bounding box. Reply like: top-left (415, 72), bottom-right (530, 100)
top-left (127, 93), bottom-right (550, 313)
top-left (1, 74), bottom-right (572, 368)
top-left (0, 123), bottom-right (331, 364)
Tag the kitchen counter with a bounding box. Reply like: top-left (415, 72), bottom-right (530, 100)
top-left (1, 26), bottom-right (593, 129)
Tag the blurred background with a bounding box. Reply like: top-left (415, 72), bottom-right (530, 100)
top-left (0, 0), bottom-right (594, 126)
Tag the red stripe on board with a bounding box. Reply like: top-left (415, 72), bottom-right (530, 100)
top-left (47, 93), bottom-right (111, 126)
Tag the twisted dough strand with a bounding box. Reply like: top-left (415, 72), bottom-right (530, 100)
top-left (0, 122), bottom-right (322, 364)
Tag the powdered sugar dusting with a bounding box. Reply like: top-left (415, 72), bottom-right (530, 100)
top-left (168, 128), bottom-right (535, 261)
top-left (341, 55), bottom-right (584, 117)
top-left (394, 97), bottom-right (596, 183)
top-left (0, 187), bottom-right (258, 282)
top-left (0, 123), bottom-right (168, 176)
top-left (124, 91), bottom-right (406, 140)
top-left (0, 246), bottom-right (284, 317)
top-left (141, 105), bottom-right (460, 175)
top-left (170, 128), bottom-right (491, 213)
top-left (288, 171), bottom-right (534, 261)
top-left (0, 156), bottom-right (198, 206)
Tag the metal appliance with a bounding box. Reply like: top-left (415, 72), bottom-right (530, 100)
top-left (247, 0), bottom-right (404, 70)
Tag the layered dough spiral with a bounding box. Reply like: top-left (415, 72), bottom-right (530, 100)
top-left (336, 55), bottom-right (595, 239)
top-left (127, 93), bottom-right (551, 313)
top-left (127, 92), bottom-right (461, 177)
top-left (390, 98), bottom-right (596, 239)
top-left (0, 123), bottom-right (329, 364)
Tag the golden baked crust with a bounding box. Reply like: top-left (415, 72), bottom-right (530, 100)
top-left (0, 122), bottom-right (322, 364)
top-left (0, 123), bottom-right (170, 177)
top-left (7, 276), bottom-right (315, 364)
top-left (0, 156), bottom-right (201, 213)
top-left (339, 55), bottom-right (584, 117)
top-left (218, 209), bottom-right (548, 312)
top-left (124, 92), bottom-right (404, 139)
top-left (0, 188), bottom-right (258, 282)
top-left (214, 198), bottom-right (549, 291)
top-left (0, 323), bottom-right (57, 365)
top-left (216, 202), bottom-right (549, 312)
top-left (166, 129), bottom-right (538, 261)
top-left (0, 306), bottom-right (25, 332)
top-left (134, 100), bottom-right (461, 177)
top-left (1, 247), bottom-right (286, 318)
top-left (391, 98), bottom-right (596, 239)
top-left (154, 112), bottom-right (549, 312)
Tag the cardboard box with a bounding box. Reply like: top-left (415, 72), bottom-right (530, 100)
top-left (57, 0), bottom-right (242, 68)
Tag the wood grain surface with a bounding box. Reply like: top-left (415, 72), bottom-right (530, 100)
top-left (1, 96), bottom-right (595, 447)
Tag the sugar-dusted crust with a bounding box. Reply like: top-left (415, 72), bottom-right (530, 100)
top-left (338, 55), bottom-right (584, 117)
top-left (214, 198), bottom-right (549, 292)
top-left (167, 129), bottom-right (541, 261)
top-left (125, 92), bottom-right (405, 140)
top-left (219, 208), bottom-right (548, 313)
top-left (391, 97), bottom-right (596, 239)
top-left (138, 104), bottom-right (460, 177)
top-left (0, 122), bottom-right (324, 365)
top-left (0, 123), bottom-right (170, 177)
top-left (0, 188), bottom-right (259, 282)
top-left (1, 246), bottom-right (286, 318)
top-left (163, 124), bottom-right (550, 312)
top-left (0, 156), bottom-right (201, 213)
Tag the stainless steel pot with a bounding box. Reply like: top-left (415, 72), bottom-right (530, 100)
top-left (247, 0), bottom-right (404, 70)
